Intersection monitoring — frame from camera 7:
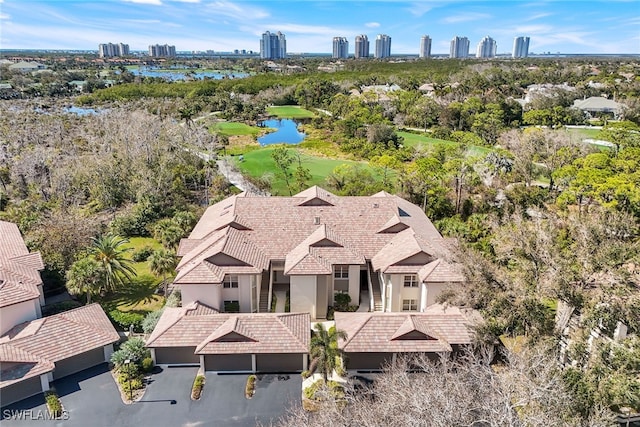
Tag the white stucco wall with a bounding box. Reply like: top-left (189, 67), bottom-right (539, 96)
top-left (348, 265), bottom-right (360, 305)
top-left (0, 299), bottom-right (39, 334)
top-left (291, 276), bottom-right (316, 318)
top-left (238, 275), bottom-right (253, 312)
top-left (425, 282), bottom-right (451, 307)
top-left (181, 284), bottom-right (221, 310)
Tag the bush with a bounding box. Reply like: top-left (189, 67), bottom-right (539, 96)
top-left (121, 377), bottom-right (144, 394)
top-left (108, 309), bottom-right (145, 332)
top-left (245, 375), bottom-right (257, 398)
top-left (165, 289), bottom-right (181, 307)
top-left (191, 375), bottom-right (205, 400)
top-left (301, 370), bottom-right (311, 379)
top-left (142, 309), bottom-right (164, 334)
top-left (141, 357), bottom-right (154, 373)
top-left (334, 293), bottom-right (351, 311)
top-left (45, 391), bottom-right (63, 418)
top-left (111, 337), bottom-right (150, 366)
top-left (131, 246), bottom-right (154, 262)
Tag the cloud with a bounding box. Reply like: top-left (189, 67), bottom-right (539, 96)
top-left (0, 12), bottom-right (9, 20)
top-left (524, 12), bottom-right (552, 21)
top-left (441, 13), bottom-right (491, 24)
top-left (406, 2), bottom-right (434, 17)
top-left (204, 1), bottom-right (269, 21)
top-left (122, 0), bottom-right (163, 5)
top-left (365, 22), bottom-right (380, 28)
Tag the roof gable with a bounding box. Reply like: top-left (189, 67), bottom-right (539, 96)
top-left (295, 186), bottom-right (335, 206)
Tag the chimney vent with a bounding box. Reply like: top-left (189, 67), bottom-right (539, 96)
top-left (314, 216), bottom-right (320, 225)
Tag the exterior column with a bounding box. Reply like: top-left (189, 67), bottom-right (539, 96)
top-left (40, 374), bottom-right (50, 392)
top-left (149, 348), bottom-right (157, 364)
top-left (251, 354), bottom-right (257, 373)
top-left (303, 354), bottom-right (308, 371)
top-left (392, 353), bottom-right (397, 365)
top-left (199, 355), bottom-right (205, 371)
top-left (103, 344), bottom-right (115, 362)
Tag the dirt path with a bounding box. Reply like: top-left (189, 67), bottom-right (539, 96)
top-left (216, 157), bottom-right (270, 195)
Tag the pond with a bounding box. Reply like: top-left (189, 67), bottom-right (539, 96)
top-left (128, 67), bottom-right (248, 81)
top-left (257, 119), bottom-right (306, 146)
top-left (64, 106), bottom-right (100, 116)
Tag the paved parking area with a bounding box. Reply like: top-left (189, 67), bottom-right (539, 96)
top-left (1, 365), bottom-right (301, 427)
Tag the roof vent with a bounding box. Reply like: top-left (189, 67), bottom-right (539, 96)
top-left (314, 216), bottom-right (321, 225)
top-left (373, 203), bottom-right (379, 208)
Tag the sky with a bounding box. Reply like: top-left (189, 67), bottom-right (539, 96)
top-left (1, 0), bottom-right (639, 55)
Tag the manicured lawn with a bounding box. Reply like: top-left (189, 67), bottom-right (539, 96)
top-left (398, 131), bottom-right (491, 157)
top-left (236, 146), bottom-right (374, 195)
top-left (121, 237), bottom-right (163, 278)
top-left (562, 127), bottom-right (605, 141)
top-left (211, 121), bottom-right (264, 136)
top-left (267, 105), bottom-right (315, 119)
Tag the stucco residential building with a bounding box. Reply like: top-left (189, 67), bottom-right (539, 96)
top-left (173, 187), bottom-right (463, 320)
top-left (0, 221), bottom-right (119, 406)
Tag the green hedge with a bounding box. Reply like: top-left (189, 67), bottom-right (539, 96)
top-left (108, 309), bottom-right (145, 332)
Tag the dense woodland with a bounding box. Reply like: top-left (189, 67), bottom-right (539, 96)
top-left (1, 56), bottom-right (639, 425)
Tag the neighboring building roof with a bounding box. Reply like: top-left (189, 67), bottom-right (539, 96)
top-left (573, 97), bottom-right (623, 112)
top-left (335, 304), bottom-right (478, 354)
top-left (0, 304), bottom-right (119, 389)
top-left (177, 186), bottom-right (460, 284)
top-left (147, 301), bottom-right (310, 355)
top-left (0, 221), bottom-right (44, 308)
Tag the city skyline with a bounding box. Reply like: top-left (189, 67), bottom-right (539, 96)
top-left (0, 1), bottom-right (638, 55)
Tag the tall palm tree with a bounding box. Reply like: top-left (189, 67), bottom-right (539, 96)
top-left (65, 257), bottom-right (106, 304)
top-left (90, 233), bottom-right (136, 292)
top-left (310, 323), bottom-right (348, 382)
top-left (148, 248), bottom-right (177, 295)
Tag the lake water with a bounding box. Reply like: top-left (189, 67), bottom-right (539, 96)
top-left (65, 106), bottom-right (99, 115)
top-left (257, 119), bottom-right (306, 145)
top-left (129, 67), bottom-right (249, 81)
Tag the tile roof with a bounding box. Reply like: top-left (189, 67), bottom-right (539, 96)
top-left (0, 304), bottom-right (118, 389)
top-left (334, 305), bottom-right (478, 354)
top-left (176, 187), bottom-right (460, 285)
top-left (0, 221), bottom-right (44, 308)
top-left (418, 259), bottom-right (465, 283)
top-left (147, 303), bottom-right (310, 355)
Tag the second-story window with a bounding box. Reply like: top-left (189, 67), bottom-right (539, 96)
top-left (223, 275), bottom-right (239, 288)
top-left (403, 275), bottom-right (418, 287)
top-left (334, 265), bottom-right (349, 279)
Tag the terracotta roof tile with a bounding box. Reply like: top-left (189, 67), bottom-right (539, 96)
top-left (0, 221), bottom-right (44, 308)
top-left (147, 307), bottom-right (310, 355)
top-left (335, 306), bottom-right (478, 353)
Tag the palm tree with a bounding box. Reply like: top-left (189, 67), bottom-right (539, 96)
top-left (65, 257), bottom-right (106, 304)
top-left (310, 323), bottom-right (348, 382)
top-left (90, 233), bottom-right (136, 293)
top-left (148, 248), bottom-right (177, 295)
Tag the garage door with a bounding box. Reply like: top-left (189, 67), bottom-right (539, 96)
top-left (53, 348), bottom-right (105, 380)
top-left (154, 347), bottom-right (199, 365)
top-left (344, 352), bottom-right (393, 371)
top-left (1, 376), bottom-right (43, 407)
top-left (256, 353), bottom-right (303, 373)
top-left (204, 354), bottom-right (252, 372)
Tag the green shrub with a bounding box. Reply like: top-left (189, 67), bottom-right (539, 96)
top-left (304, 379), bottom-right (344, 400)
top-left (141, 357), bottom-right (154, 373)
top-left (121, 377), bottom-right (144, 394)
top-left (111, 337), bottom-right (150, 366)
top-left (131, 246), bottom-right (154, 262)
top-left (301, 370), bottom-right (311, 379)
top-left (245, 374), bottom-right (257, 398)
top-left (108, 309), bottom-right (145, 332)
top-left (285, 291), bottom-right (290, 313)
top-left (165, 289), bottom-right (181, 307)
top-left (45, 391), bottom-right (62, 418)
top-left (142, 309), bottom-right (164, 334)
top-left (192, 375), bottom-right (205, 400)
top-left (334, 293), bottom-right (351, 311)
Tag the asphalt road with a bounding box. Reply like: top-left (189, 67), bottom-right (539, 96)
top-left (1, 365), bottom-right (301, 427)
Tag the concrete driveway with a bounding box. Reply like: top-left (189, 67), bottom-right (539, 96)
top-left (2, 365), bottom-right (301, 427)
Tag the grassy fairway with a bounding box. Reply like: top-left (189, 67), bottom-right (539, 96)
top-left (267, 105), bottom-right (316, 119)
top-left (398, 131), bottom-right (491, 157)
top-left (562, 127), bottom-right (604, 141)
top-left (236, 146), bottom-right (373, 195)
top-left (211, 121), bottom-right (263, 136)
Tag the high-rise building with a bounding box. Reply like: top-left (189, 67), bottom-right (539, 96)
top-left (449, 36), bottom-right (470, 58)
top-left (148, 44), bottom-right (176, 57)
top-left (98, 42), bottom-right (129, 58)
top-left (419, 35), bottom-right (432, 58)
top-left (354, 34), bottom-right (369, 58)
top-left (332, 37), bottom-right (349, 59)
top-left (375, 34), bottom-right (392, 59)
top-left (260, 31), bottom-right (287, 59)
top-left (476, 36), bottom-right (497, 58)
top-left (512, 36), bottom-right (530, 58)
